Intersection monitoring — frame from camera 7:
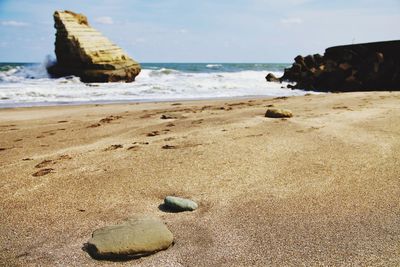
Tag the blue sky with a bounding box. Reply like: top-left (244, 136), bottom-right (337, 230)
top-left (0, 0), bottom-right (399, 62)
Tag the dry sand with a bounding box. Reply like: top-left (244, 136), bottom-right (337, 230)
top-left (0, 92), bottom-right (399, 266)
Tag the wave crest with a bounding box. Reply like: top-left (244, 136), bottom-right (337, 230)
top-left (0, 57), bottom-right (52, 82)
top-left (206, 64), bottom-right (222, 69)
top-left (148, 68), bottom-right (181, 77)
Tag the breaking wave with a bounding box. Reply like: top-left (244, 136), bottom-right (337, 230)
top-left (0, 62), bottom-right (308, 108)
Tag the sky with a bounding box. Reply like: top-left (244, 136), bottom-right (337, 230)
top-left (0, 0), bottom-right (399, 63)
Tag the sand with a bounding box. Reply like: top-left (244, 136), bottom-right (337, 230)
top-left (0, 92), bottom-right (399, 266)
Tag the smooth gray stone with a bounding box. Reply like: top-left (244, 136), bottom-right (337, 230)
top-left (164, 196), bottom-right (198, 211)
top-left (84, 215), bottom-right (173, 260)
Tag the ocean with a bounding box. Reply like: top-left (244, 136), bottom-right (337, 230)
top-left (0, 62), bottom-right (307, 108)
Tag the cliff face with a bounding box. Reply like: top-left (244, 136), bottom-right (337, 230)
top-left (47, 10), bottom-right (141, 83)
top-left (267, 40), bottom-right (400, 92)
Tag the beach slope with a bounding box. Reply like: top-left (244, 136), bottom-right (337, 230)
top-left (1, 92), bottom-right (399, 266)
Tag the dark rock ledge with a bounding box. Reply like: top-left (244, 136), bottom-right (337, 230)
top-left (266, 40), bottom-right (400, 92)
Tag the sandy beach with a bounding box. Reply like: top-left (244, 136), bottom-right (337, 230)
top-left (1, 92), bottom-right (399, 266)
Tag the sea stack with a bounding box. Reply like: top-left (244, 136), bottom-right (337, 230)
top-left (47, 10), bottom-right (141, 83)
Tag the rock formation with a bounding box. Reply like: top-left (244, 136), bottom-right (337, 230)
top-left (47, 10), bottom-right (141, 82)
top-left (266, 40), bottom-right (400, 92)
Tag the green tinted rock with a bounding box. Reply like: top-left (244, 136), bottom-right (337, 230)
top-left (164, 196), bottom-right (198, 211)
top-left (85, 216), bottom-right (173, 260)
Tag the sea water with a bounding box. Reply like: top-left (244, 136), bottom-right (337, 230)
top-left (0, 62), bottom-right (307, 108)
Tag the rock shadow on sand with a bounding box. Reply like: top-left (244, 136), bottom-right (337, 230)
top-left (82, 243), bottom-right (150, 262)
top-left (158, 203), bottom-right (184, 213)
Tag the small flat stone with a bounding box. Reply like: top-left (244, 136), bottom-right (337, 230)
top-left (265, 108), bottom-right (293, 118)
top-left (84, 216), bottom-right (173, 260)
top-left (164, 196), bottom-right (198, 211)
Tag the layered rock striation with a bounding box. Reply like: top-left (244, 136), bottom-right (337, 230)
top-left (267, 40), bottom-right (400, 92)
top-left (47, 10), bottom-right (141, 82)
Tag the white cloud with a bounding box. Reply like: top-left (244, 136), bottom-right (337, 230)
top-left (1, 20), bottom-right (29, 27)
top-left (280, 17), bottom-right (303, 25)
top-left (94, 16), bottom-right (114, 25)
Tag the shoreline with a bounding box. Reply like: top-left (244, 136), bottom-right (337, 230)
top-left (1, 91), bottom-right (399, 266)
top-left (0, 92), bottom-right (311, 109)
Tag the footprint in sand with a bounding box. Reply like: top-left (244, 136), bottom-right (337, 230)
top-left (35, 160), bottom-right (54, 168)
top-left (127, 142), bottom-right (149, 150)
top-left (332, 106), bottom-right (351, 110)
top-left (147, 131), bottom-right (160, 137)
top-left (58, 155), bottom-right (72, 160)
top-left (160, 114), bottom-right (177, 120)
top-left (88, 123), bottom-right (101, 128)
top-left (36, 128), bottom-right (65, 138)
top-left (104, 144), bottom-right (123, 151)
top-left (133, 141), bottom-right (149, 145)
top-left (127, 145), bottom-right (140, 151)
top-left (191, 119), bottom-right (204, 125)
top-left (162, 145), bottom-right (176, 149)
top-left (201, 105), bottom-right (212, 111)
top-left (32, 168), bottom-right (54, 177)
top-left (88, 115), bottom-right (122, 128)
top-left (100, 115), bottom-right (122, 123)
top-left (34, 154), bottom-right (72, 168)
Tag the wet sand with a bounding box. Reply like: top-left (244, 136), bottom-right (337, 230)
top-left (1, 92), bottom-right (400, 266)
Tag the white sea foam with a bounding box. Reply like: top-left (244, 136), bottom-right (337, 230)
top-left (0, 63), bottom-right (309, 107)
top-left (206, 64), bottom-right (222, 69)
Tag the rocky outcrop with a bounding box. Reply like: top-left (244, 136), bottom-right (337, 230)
top-left (265, 73), bottom-right (280, 83)
top-left (47, 10), bottom-right (141, 83)
top-left (267, 40), bottom-right (400, 92)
